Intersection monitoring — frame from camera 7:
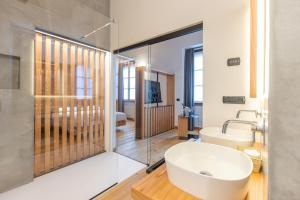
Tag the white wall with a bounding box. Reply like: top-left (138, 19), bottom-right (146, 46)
top-left (111, 0), bottom-right (260, 127)
top-left (121, 32), bottom-right (203, 126)
top-left (151, 32), bottom-right (203, 126)
top-left (269, 0), bottom-right (300, 199)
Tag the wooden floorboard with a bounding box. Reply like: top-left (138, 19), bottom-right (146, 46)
top-left (115, 120), bottom-right (183, 165)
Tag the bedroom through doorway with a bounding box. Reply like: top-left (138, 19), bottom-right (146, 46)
top-left (113, 24), bottom-right (203, 166)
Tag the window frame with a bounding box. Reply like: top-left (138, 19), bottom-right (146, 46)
top-left (193, 48), bottom-right (203, 104)
top-left (76, 66), bottom-right (93, 99)
top-left (123, 62), bottom-right (136, 101)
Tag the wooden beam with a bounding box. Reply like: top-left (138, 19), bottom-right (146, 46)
top-left (89, 50), bottom-right (95, 155)
top-left (70, 45), bottom-right (76, 161)
top-left (53, 40), bottom-right (61, 167)
top-left (83, 49), bottom-right (89, 157)
top-left (99, 52), bottom-right (105, 151)
top-left (44, 37), bottom-right (52, 172)
top-left (135, 67), bottom-right (145, 139)
top-left (34, 33), bottom-right (43, 176)
top-left (250, 0), bottom-right (257, 98)
top-left (62, 42), bottom-right (69, 164)
top-left (94, 52), bottom-right (100, 153)
top-left (166, 75), bottom-right (175, 106)
top-left (76, 47), bottom-right (83, 160)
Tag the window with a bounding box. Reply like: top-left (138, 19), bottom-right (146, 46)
top-left (194, 50), bottom-right (203, 102)
top-left (116, 64), bottom-right (119, 99)
top-left (76, 66), bottom-right (93, 98)
top-left (123, 63), bottom-right (135, 100)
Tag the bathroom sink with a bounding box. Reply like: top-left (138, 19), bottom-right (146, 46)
top-left (165, 142), bottom-right (253, 200)
top-left (200, 127), bottom-right (254, 148)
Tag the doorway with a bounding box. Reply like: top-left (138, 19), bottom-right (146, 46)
top-left (113, 23), bottom-right (203, 167)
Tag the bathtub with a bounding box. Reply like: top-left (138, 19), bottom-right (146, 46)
top-left (200, 127), bottom-right (254, 148)
top-left (165, 142), bottom-right (253, 200)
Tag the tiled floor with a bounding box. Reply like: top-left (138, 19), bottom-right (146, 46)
top-left (0, 152), bottom-right (146, 200)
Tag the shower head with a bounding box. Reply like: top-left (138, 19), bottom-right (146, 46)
top-left (80, 18), bottom-right (115, 40)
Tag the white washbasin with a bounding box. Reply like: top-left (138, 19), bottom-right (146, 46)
top-left (200, 127), bottom-right (254, 148)
top-left (165, 142), bottom-right (253, 200)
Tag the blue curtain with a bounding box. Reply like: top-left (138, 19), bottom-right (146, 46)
top-left (184, 48), bottom-right (195, 131)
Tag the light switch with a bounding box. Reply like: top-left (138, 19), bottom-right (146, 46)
top-left (223, 96), bottom-right (246, 104)
top-left (227, 57), bottom-right (241, 66)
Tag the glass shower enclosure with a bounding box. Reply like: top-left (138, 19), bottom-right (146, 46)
top-left (0, 0), bottom-right (118, 197)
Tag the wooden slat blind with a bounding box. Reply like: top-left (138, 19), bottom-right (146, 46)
top-left (89, 50), bottom-right (95, 155)
top-left (44, 37), bottom-right (52, 172)
top-left (83, 49), bottom-right (89, 157)
top-left (143, 105), bottom-right (175, 138)
top-left (53, 40), bottom-right (61, 167)
top-left (70, 45), bottom-right (76, 162)
top-left (34, 33), bottom-right (43, 176)
top-left (76, 47), bottom-right (83, 161)
top-left (250, 0), bottom-right (257, 98)
top-left (34, 33), bottom-right (106, 176)
top-left (99, 52), bottom-right (105, 150)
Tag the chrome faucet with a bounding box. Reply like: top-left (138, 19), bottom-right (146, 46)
top-left (222, 120), bottom-right (258, 143)
top-left (222, 119), bottom-right (257, 134)
top-left (236, 110), bottom-right (260, 118)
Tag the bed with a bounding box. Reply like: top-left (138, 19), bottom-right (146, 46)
top-left (116, 112), bottom-right (127, 127)
top-left (46, 107), bottom-right (127, 131)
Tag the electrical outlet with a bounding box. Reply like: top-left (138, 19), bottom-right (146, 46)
top-left (227, 57), bottom-right (241, 66)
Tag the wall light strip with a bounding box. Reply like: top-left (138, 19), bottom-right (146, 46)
top-left (35, 29), bottom-right (110, 54)
top-left (35, 95), bottom-right (93, 99)
top-left (115, 54), bottom-right (135, 61)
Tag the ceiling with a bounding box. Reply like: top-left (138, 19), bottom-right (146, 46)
top-left (121, 31), bottom-right (203, 74)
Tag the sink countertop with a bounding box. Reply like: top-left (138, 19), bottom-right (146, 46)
top-left (131, 164), bottom-right (264, 200)
top-left (132, 164), bottom-right (198, 200)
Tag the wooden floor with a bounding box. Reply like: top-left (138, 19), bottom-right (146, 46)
top-left (96, 164), bottom-right (264, 200)
top-left (115, 120), bottom-right (183, 165)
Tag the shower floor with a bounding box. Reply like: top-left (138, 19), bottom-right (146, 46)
top-left (0, 153), bottom-right (145, 200)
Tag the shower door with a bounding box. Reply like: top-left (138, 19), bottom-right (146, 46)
top-left (114, 45), bottom-right (152, 165)
top-left (0, 1), bottom-right (119, 195)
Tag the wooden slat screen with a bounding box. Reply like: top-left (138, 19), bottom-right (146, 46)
top-left (250, 0), bottom-right (257, 98)
top-left (34, 33), bottom-right (106, 176)
top-left (143, 105), bottom-right (175, 138)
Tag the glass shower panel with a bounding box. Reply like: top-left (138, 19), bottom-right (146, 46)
top-left (34, 33), bottom-right (108, 175)
top-left (0, 0), bottom-right (118, 195)
top-left (148, 42), bottom-right (180, 166)
top-left (114, 45), bottom-right (152, 165)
